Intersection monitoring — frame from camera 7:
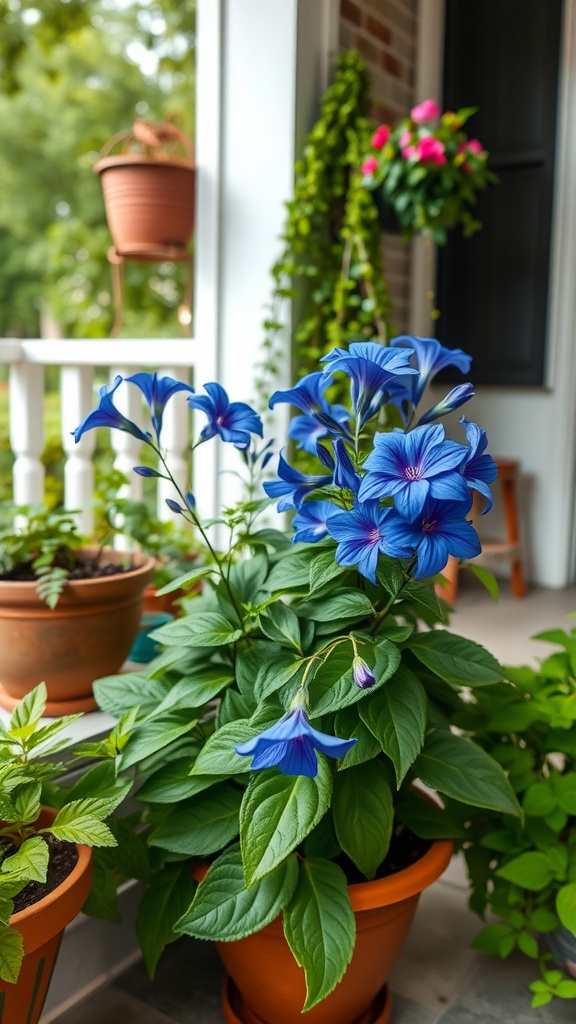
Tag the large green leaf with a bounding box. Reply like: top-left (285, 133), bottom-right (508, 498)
top-left (135, 760), bottom-right (228, 803)
top-left (496, 852), bottom-right (555, 891)
top-left (333, 760), bottom-right (394, 879)
top-left (135, 863), bottom-right (197, 976)
top-left (407, 631), bottom-right (504, 686)
top-left (9, 683), bottom-right (46, 733)
top-left (1, 836), bottom-right (48, 883)
top-left (308, 639), bottom-right (400, 717)
top-left (191, 721), bottom-right (259, 776)
top-left (259, 602), bottom-right (302, 651)
top-left (151, 671), bottom-right (234, 716)
top-left (359, 664), bottom-right (427, 784)
top-left (0, 923), bottom-right (24, 984)
top-left (334, 707), bottom-right (380, 769)
top-left (176, 844), bottom-right (298, 940)
top-left (308, 550), bottom-right (349, 593)
top-left (413, 731), bottom-right (521, 816)
top-left (148, 783), bottom-right (242, 856)
top-left (557, 883), bottom-right (576, 932)
top-left (240, 760), bottom-right (332, 885)
top-left (120, 713), bottom-right (198, 770)
top-left (93, 672), bottom-right (170, 718)
top-left (149, 613), bottom-right (243, 648)
top-left (296, 589), bottom-right (373, 623)
top-left (254, 652), bottom-right (304, 702)
top-left (283, 857), bottom-right (355, 1010)
top-left (265, 550), bottom-right (316, 592)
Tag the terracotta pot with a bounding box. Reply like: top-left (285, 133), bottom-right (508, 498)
top-left (0, 808), bottom-right (93, 1024)
top-left (0, 548), bottom-right (155, 716)
top-left (195, 838), bottom-right (453, 1024)
top-left (222, 977), bottom-right (392, 1024)
top-left (94, 120), bottom-right (195, 262)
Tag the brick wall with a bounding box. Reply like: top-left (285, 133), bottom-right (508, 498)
top-left (339, 0), bottom-right (419, 333)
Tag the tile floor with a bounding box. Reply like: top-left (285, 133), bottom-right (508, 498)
top-left (51, 580), bottom-right (576, 1024)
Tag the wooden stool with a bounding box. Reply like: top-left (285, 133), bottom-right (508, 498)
top-left (438, 457), bottom-right (526, 605)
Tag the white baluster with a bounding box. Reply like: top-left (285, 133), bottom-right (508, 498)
top-left (109, 367), bottom-right (144, 549)
top-left (9, 362), bottom-right (45, 506)
top-left (156, 366), bottom-right (192, 523)
top-left (60, 365), bottom-right (96, 537)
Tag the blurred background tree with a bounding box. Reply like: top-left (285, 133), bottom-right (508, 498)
top-left (0, 0), bottom-right (195, 338)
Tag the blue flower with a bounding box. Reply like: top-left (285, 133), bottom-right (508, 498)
top-left (326, 499), bottom-right (413, 583)
top-left (263, 450), bottom-right (332, 511)
top-left (187, 383), bottom-right (263, 449)
top-left (332, 439), bottom-right (360, 494)
top-left (289, 403), bottom-right (350, 454)
top-left (460, 417), bottom-right (498, 512)
top-left (358, 424), bottom-right (469, 522)
top-left (270, 372), bottom-right (351, 440)
top-left (352, 656), bottom-right (376, 689)
top-left (384, 496), bottom-right (481, 578)
top-left (390, 335), bottom-right (472, 405)
top-left (292, 500), bottom-right (338, 543)
top-left (320, 342), bottom-right (417, 427)
top-left (126, 372), bottom-right (194, 441)
top-left (72, 376), bottom-right (150, 445)
top-left (417, 383), bottom-right (475, 425)
top-left (235, 706), bottom-right (357, 777)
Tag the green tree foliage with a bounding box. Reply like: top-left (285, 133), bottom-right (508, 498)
top-left (0, 1), bottom-right (195, 338)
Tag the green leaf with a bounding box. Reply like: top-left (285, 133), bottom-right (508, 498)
top-left (283, 857), bottom-right (355, 1010)
top-left (400, 579), bottom-right (445, 620)
top-left (240, 759), bottom-right (332, 885)
top-left (93, 672), bottom-right (170, 719)
top-left (135, 760), bottom-right (225, 803)
top-left (13, 782), bottom-right (42, 824)
top-left (9, 682), bottom-right (47, 732)
top-left (557, 882), bottom-right (576, 932)
top-left (496, 853), bottom-right (555, 891)
top-left (149, 613), bottom-right (243, 648)
top-left (471, 922), bottom-right (516, 957)
top-left (309, 639), bottom-right (400, 717)
top-left (120, 714), bottom-right (198, 770)
top-left (155, 564), bottom-right (217, 595)
top-left (254, 652), bottom-right (304, 702)
top-left (151, 672), bottom-right (234, 716)
top-left (177, 844), bottom-right (298, 941)
top-left (63, 761), bottom-right (132, 814)
top-left (0, 923), bottom-right (24, 984)
top-left (264, 550), bottom-right (316, 592)
top-left (148, 784), bottom-right (242, 857)
top-left (333, 760), bottom-right (393, 879)
top-left (467, 564), bottom-right (500, 601)
top-left (296, 589), bottom-right (373, 623)
top-left (48, 800), bottom-right (117, 847)
top-left (359, 665), bottom-right (426, 784)
top-left (309, 550), bottom-right (349, 593)
top-left (191, 721), bottom-right (260, 776)
top-left (556, 979), bottom-right (576, 998)
top-left (136, 863), bottom-right (197, 976)
top-left (334, 707), bottom-right (380, 770)
top-left (413, 731), bottom-right (521, 817)
top-left (522, 783), bottom-right (557, 818)
top-left (395, 791), bottom-right (465, 839)
top-left (259, 602), bottom-right (302, 651)
top-left (517, 930), bottom-right (540, 958)
top-left (407, 631), bottom-right (504, 686)
top-left (1, 836), bottom-right (49, 883)
top-left (81, 849), bottom-right (121, 923)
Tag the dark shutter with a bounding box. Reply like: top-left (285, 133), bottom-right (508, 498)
top-left (436, 0), bottom-right (563, 386)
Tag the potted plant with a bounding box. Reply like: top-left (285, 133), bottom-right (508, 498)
top-left (451, 624), bottom-right (576, 1010)
top-left (0, 489), bottom-right (155, 715)
top-left (73, 345), bottom-right (520, 1023)
top-left (0, 682), bottom-right (128, 1024)
top-left (360, 98), bottom-right (497, 245)
top-left (94, 115), bottom-right (195, 262)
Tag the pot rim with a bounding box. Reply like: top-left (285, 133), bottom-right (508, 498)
top-left (94, 154), bottom-right (195, 174)
top-left (0, 548), bottom-right (156, 595)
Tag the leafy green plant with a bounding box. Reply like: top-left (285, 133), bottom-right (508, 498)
top-left (71, 350), bottom-right (521, 1012)
top-left (0, 682), bottom-right (129, 984)
top-left (452, 623), bottom-right (576, 1008)
top-left (0, 503), bottom-right (87, 607)
top-left (258, 49), bottom-right (393, 405)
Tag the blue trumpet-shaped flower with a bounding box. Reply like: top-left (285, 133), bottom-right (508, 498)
top-left (326, 499), bottom-right (413, 583)
top-left (460, 417), bottom-right (498, 512)
top-left (384, 496), bottom-right (481, 579)
top-left (126, 372), bottom-right (194, 441)
top-left (289, 403), bottom-right (351, 454)
top-left (320, 342), bottom-right (416, 428)
top-left (187, 383), bottom-right (263, 449)
top-left (358, 423), bottom-right (469, 522)
top-left (72, 376), bottom-right (150, 445)
top-left (292, 500), bottom-right (338, 544)
top-left (270, 372), bottom-right (352, 440)
top-left (235, 706), bottom-right (357, 777)
top-left (390, 335), bottom-right (472, 406)
top-left (263, 450), bottom-right (332, 511)
top-left (417, 383), bottom-right (475, 426)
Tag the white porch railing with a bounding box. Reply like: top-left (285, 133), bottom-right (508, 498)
top-left (0, 337), bottom-right (214, 538)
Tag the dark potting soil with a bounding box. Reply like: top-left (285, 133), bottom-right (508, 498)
top-left (338, 823), bottom-right (431, 885)
top-left (11, 835), bottom-right (79, 914)
top-left (0, 556), bottom-right (137, 584)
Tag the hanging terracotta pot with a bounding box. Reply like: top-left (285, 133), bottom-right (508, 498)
top-left (0, 548), bottom-right (155, 716)
top-left (0, 808), bottom-right (93, 1024)
top-left (94, 117), bottom-right (196, 261)
top-left (195, 837), bottom-right (452, 1024)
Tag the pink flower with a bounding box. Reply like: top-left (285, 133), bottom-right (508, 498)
top-left (402, 145), bottom-right (417, 160)
top-left (467, 138), bottom-right (484, 155)
top-left (415, 136), bottom-right (446, 165)
top-left (371, 125), bottom-right (390, 149)
top-left (410, 99), bottom-right (441, 124)
top-left (361, 157), bottom-right (379, 175)
top-left (399, 131), bottom-right (413, 148)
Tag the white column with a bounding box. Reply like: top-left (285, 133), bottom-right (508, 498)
top-left (60, 365), bottom-right (96, 536)
top-left (9, 362), bottom-right (45, 506)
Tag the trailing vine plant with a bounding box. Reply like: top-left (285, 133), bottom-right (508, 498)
top-left (255, 50), bottom-right (393, 411)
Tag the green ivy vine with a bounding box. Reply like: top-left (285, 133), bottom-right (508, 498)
top-left (256, 50), bottom-right (393, 409)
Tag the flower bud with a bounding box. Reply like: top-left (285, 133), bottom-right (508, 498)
top-left (352, 656), bottom-right (376, 689)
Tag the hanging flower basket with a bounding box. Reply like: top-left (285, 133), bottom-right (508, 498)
top-left (94, 117), bottom-right (196, 261)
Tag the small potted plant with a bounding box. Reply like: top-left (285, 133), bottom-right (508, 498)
top-left (73, 343), bottom-right (519, 1023)
top-left (94, 115), bottom-right (195, 262)
top-left (360, 99), bottom-right (497, 245)
top-left (0, 489), bottom-right (154, 715)
top-left (452, 624), bottom-right (576, 1009)
top-left (0, 682), bottom-right (128, 1024)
